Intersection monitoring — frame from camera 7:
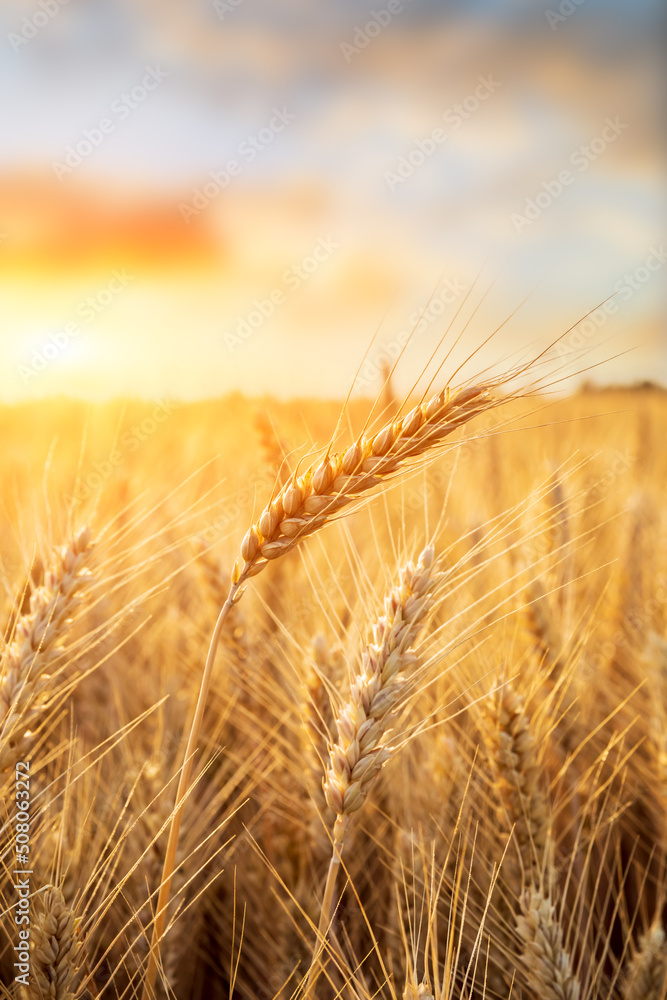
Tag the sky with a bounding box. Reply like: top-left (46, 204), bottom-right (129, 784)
top-left (0, 0), bottom-right (664, 401)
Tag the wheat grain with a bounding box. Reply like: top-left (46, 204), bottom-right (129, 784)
top-left (484, 681), bottom-right (550, 881)
top-left (143, 384), bottom-right (493, 999)
top-left (515, 886), bottom-right (580, 1000)
top-left (234, 384), bottom-right (491, 585)
top-left (2, 386), bottom-right (664, 1000)
top-left (403, 980), bottom-right (434, 1000)
top-left (22, 886), bottom-right (82, 1000)
top-left (0, 526), bottom-right (93, 771)
top-left (323, 546), bottom-right (442, 842)
top-left (307, 546), bottom-right (442, 991)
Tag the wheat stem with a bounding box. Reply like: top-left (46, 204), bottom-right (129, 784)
top-left (141, 583), bottom-right (238, 1000)
top-left (144, 381), bottom-right (493, 997)
top-left (306, 546), bottom-right (441, 993)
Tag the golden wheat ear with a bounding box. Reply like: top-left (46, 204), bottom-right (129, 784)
top-left (304, 546), bottom-right (443, 992)
top-left (402, 979), bottom-right (434, 1000)
top-left (483, 679), bottom-right (551, 891)
top-left (323, 546), bottom-right (442, 836)
top-left (622, 920), bottom-right (667, 1000)
top-left (235, 384), bottom-right (491, 583)
top-left (516, 886), bottom-right (581, 1000)
top-left (142, 380), bottom-right (501, 999)
top-left (22, 886), bottom-right (83, 1000)
top-left (0, 526), bottom-right (94, 773)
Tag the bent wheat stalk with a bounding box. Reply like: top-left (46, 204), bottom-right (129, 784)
top-left (233, 384), bottom-right (489, 583)
top-left (142, 382), bottom-right (492, 999)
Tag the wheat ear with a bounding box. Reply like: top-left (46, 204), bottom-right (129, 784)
top-left (623, 922), bottom-right (667, 1000)
top-left (0, 527), bottom-right (93, 772)
top-left (484, 681), bottom-right (550, 890)
top-left (403, 981), bottom-right (434, 1000)
top-left (142, 382), bottom-right (492, 999)
top-left (234, 384), bottom-right (489, 584)
top-left (21, 886), bottom-right (82, 1000)
top-left (516, 886), bottom-right (580, 1000)
top-left (307, 546), bottom-right (442, 990)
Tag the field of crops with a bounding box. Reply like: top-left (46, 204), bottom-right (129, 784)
top-left (1, 379), bottom-right (666, 999)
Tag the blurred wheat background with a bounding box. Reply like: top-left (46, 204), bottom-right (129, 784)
top-left (1, 383), bottom-right (667, 999)
top-left (1, 0), bottom-right (666, 998)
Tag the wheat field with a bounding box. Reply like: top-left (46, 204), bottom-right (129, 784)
top-left (1, 375), bottom-right (666, 1000)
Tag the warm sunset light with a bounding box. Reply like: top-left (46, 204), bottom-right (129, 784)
top-left (0, 5), bottom-right (665, 999)
top-left (0, 1), bottom-right (664, 402)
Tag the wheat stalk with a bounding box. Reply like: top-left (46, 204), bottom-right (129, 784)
top-left (484, 680), bottom-right (550, 891)
top-left (0, 526), bottom-right (93, 772)
top-left (515, 886), bottom-right (580, 1000)
top-left (142, 381), bottom-right (494, 999)
top-left (21, 886), bottom-right (82, 1000)
top-left (323, 546), bottom-right (441, 834)
top-left (306, 545), bottom-right (442, 990)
